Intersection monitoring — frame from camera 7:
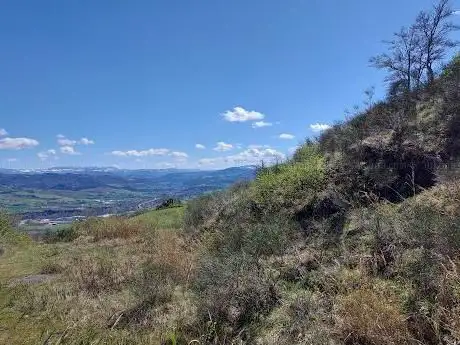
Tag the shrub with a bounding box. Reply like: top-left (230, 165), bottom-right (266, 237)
top-left (43, 226), bottom-right (79, 243)
top-left (132, 261), bottom-right (175, 307)
top-left (193, 253), bottom-right (279, 342)
top-left (207, 217), bottom-right (297, 258)
top-left (144, 229), bottom-right (196, 286)
top-left (0, 209), bottom-right (13, 236)
top-left (183, 192), bottom-right (222, 232)
top-left (250, 150), bottom-right (325, 214)
top-left (40, 262), bottom-right (64, 274)
top-left (156, 198), bottom-right (182, 210)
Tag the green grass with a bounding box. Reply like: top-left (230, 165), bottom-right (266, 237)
top-left (133, 206), bottom-right (184, 230)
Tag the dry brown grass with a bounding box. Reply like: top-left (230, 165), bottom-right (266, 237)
top-left (337, 285), bottom-right (413, 345)
top-left (145, 229), bottom-right (198, 286)
top-left (74, 217), bottom-right (148, 241)
top-left (66, 250), bottom-right (137, 295)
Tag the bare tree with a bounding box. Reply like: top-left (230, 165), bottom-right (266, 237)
top-left (370, 25), bottom-right (421, 95)
top-left (371, 0), bottom-right (458, 94)
top-left (415, 0), bottom-right (458, 84)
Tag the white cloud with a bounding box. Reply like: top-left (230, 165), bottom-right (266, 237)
top-left (453, 10), bottom-right (460, 15)
top-left (170, 151), bottom-right (188, 159)
top-left (279, 133), bottom-right (295, 140)
top-left (199, 148), bottom-right (285, 168)
top-left (213, 141), bottom-right (233, 152)
top-left (232, 148), bottom-right (285, 162)
top-left (222, 106), bottom-right (265, 122)
top-left (0, 128), bottom-right (7, 136)
top-left (195, 144), bottom-right (206, 149)
top-left (57, 135), bottom-right (95, 146)
top-left (79, 137), bottom-right (95, 145)
top-left (288, 146), bottom-right (299, 154)
top-left (198, 158), bottom-right (217, 166)
top-left (310, 123), bottom-right (332, 132)
top-left (60, 146), bottom-right (80, 155)
top-left (111, 148), bottom-right (170, 157)
top-left (37, 152), bottom-right (47, 160)
top-left (57, 137), bottom-right (77, 146)
top-left (6, 158), bottom-right (17, 162)
top-left (0, 137), bottom-right (39, 150)
top-left (252, 121), bottom-right (273, 128)
top-left (247, 144), bottom-right (271, 149)
top-left (37, 149), bottom-right (58, 161)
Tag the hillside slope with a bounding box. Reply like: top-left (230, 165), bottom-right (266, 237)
top-left (1, 9), bottom-right (460, 345)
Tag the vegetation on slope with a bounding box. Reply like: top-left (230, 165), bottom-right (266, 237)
top-left (1, 1), bottom-right (460, 344)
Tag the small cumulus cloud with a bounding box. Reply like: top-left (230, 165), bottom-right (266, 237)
top-left (60, 146), bottom-right (80, 155)
top-left (6, 158), bottom-right (18, 163)
top-left (38, 149), bottom-right (58, 161)
top-left (198, 158), bottom-right (218, 166)
top-left (0, 128), bottom-right (8, 136)
top-left (57, 135), bottom-right (95, 146)
top-left (57, 137), bottom-right (77, 146)
top-left (79, 137), bottom-right (95, 145)
top-left (252, 121), bottom-right (273, 128)
top-left (111, 148), bottom-right (170, 157)
top-left (170, 151), bottom-right (189, 159)
top-left (213, 141), bottom-right (233, 152)
top-left (309, 123), bottom-right (332, 132)
top-left (199, 147), bottom-right (285, 168)
top-left (222, 106), bottom-right (265, 122)
top-left (279, 133), bottom-right (295, 140)
top-left (195, 144), bottom-right (206, 149)
top-left (0, 137), bottom-right (39, 150)
top-left (247, 144), bottom-right (271, 149)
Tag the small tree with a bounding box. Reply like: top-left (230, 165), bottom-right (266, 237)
top-left (370, 25), bottom-right (421, 95)
top-left (371, 0), bottom-right (458, 95)
top-left (415, 0), bottom-right (458, 84)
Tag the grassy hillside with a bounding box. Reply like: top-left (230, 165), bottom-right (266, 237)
top-left (1, 3), bottom-right (460, 344)
top-left (0, 207), bottom-right (193, 344)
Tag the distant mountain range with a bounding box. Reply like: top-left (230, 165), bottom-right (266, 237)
top-left (0, 166), bottom-right (257, 219)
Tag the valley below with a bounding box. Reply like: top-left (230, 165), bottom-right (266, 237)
top-left (0, 166), bottom-right (255, 231)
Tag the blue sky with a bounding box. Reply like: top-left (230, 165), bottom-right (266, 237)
top-left (1, 0), bottom-right (459, 169)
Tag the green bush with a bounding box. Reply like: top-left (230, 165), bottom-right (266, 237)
top-left (133, 261), bottom-right (175, 307)
top-left (193, 253), bottom-right (279, 342)
top-left (208, 217), bottom-right (296, 258)
top-left (183, 192), bottom-right (223, 232)
top-left (251, 149), bottom-right (325, 214)
top-left (43, 226), bottom-right (79, 243)
top-left (0, 210), bottom-right (13, 237)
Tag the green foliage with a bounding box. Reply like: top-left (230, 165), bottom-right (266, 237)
top-left (133, 261), bottom-right (175, 307)
top-left (209, 217), bottom-right (296, 258)
top-left (183, 193), bottom-right (220, 232)
top-left (193, 253), bottom-right (279, 341)
top-left (155, 198), bottom-right (183, 210)
top-left (43, 226), bottom-right (78, 243)
top-left (0, 209), bottom-right (13, 237)
top-left (251, 149), bottom-right (325, 213)
top-left (134, 206), bottom-right (184, 230)
top-left (291, 140), bottom-right (320, 163)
